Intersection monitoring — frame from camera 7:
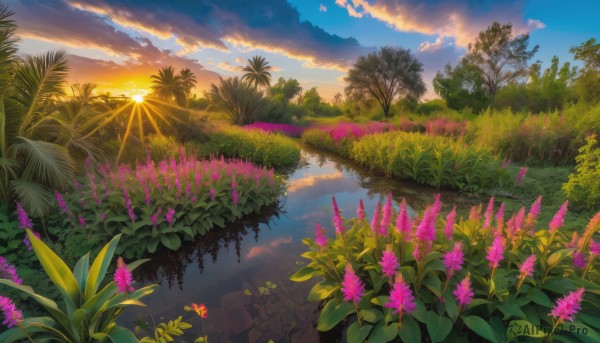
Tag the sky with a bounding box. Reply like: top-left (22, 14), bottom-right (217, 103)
top-left (8, 0), bottom-right (600, 101)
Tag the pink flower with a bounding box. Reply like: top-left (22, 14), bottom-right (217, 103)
top-left (113, 257), bottom-right (134, 293)
top-left (315, 223), bottom-right (327, 248)
top-left (380, 193), bottom-right (393, 235)
top-left (483, 197), bottom-right (494, 229)
top-left (385, 277), bottom-right (416, 315)
top-left (454, 275), bottom-right (474, 307)
top-left (528, 196), bottom-right (542, 221)
top-left (370, 202), bottom-right (381, 235)
top-left (165, 208), bottom-right (176, 226)
top-left (151, 213), bottom-right (158, 228)
top-left (549, 201), bottom-right (568, 234)
top-left (415, 208), bottom-right (436, 242)
top-left (16, 202), bottom-right (32, 229)
top-left (23, 231), bottom-right (41, 251)
top-left (379, 250), bottom-right (399, 279)
top-left (517, 167), bottom-right (527, 185)
top-left (444, 207), bottom-right (456, 240)
top-left (332, 197), bottom-right (344, 234)
top-left (341, 264), bottom-right (364, 303)
top-left (0, 257), bottom-right (23, 284)
top-left (431, 194), bottom-right (442, 219)
top-left (486, 236), bottom-right (505, 269)
top-left (443, 242), bottom-right (464, 275)
top-left (519, 254), bottom-right (536, 278)
top-left (78, 215), bottom-right (85, 226)
top-left (396, 199), bottom-right (411, 236)
top-left (573, 251), bottom-right (586, 269)
top-left (209, 188), bottom-right (215, 201)
top-left (549, 288), bottom-right (584, 322)
top-left (55, 192), bottom-right (71, 217)
top-left (357, 199), bottom-right (365, 221)
top-left (496, 203), bottom-right (505, 228)
top-left (589, 240), bottom-right (600, 256)
top-left (0, 296), bottom-right (23, 328)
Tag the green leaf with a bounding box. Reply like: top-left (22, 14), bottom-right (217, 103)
top-left (307, 280), bottom-right (338, 301)
top-left (443, 292), bottom-right (458, 319)
top-left (289, 266), bottom-right (319, 282)
top-left (73, 253), bottom-right (90, 292)
top-left (359, 308), bottom-right (383, 323)
top-left (398, 315), bottom-right (421, 343)
top-left (370, 320), bottom-right (398, 343)
top-left (426, 311), bottom-right (453, 342)
top-left (527, 288), bottom-right (552, 307)
top-left (347, 322), bottom-right (373, 343)
top-left (547, 248), bottom-right (574, 267)
top-left (105, 325), bottom-right (138, 343)
top-left (497, 302), bottom-right (527, 320)
top-left (85, 234), bottom-right (122, 300)
top-left (461, 315), bottom-right (499, 343)
top-left (161, 234), bottom-right (181, 250)
top-left (467, 298), bottom-right (490, 309)
top-left (317, 298), bottom-right (355, 331)
top-left (371, 296), bottom-right (390, 307)
top-left (423, 275), bottom-right (442, 297)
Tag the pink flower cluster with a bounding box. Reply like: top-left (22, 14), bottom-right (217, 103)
top-left (0, 257), bottom-right (22, 284)
top-left (341, 264), bottom-right (365, 303)
top-left (549, 288), bottom-right (585, 322)
top-left (318, 122), bottom-right (397, 142)
top-left (424, 118), bottom-right (466, 137)
top-left (0, 296), bottom-right (23, 328)
top-left (454, 275), bottom-right (474, 307)
top-left (385, 277), bottom-right (416, 316)
top-left (244, 122), bottom-right (305, 137)
top-left (113, 257), bottom-right (134, 294)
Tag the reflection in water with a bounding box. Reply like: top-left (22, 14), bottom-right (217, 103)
top-left (124, 148), bottom-right (478, 342)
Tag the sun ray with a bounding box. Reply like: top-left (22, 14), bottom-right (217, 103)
top-left (116, 105), bottom-right (137, 163)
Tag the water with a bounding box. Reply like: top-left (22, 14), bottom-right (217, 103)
top-left (123, 148), bottom-right (476, 342)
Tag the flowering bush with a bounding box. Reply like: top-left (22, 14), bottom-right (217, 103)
top-left (50, 150), bottom-right (282, 258)
top-left (563, 135), bottom-right (600, 211)
top-left (243, 122), bottom-right (305, 137)
top-left (291, 195), bottom-right (600, 343)
top-left (424, 118), bottom-right (467, 137)
top-left (352, 131), bottom-right (506, 192)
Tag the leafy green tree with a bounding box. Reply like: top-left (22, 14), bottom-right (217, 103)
top-left (268, 77), bottom-right (302, 103)
top-left (300, 87), bottom-right (322, 113)
top-left (242, 55), bottom-right (272, 90)
top-left (178, 68), bottom-right (197, 101)
top-left (466, 22), bottom-right (538, 106)
top-left (570, 38), bottom-right (600, 71)
top-left (150, 66), bottom-right (185, 106)
top-left (570, 38), bottom-right (600, 103)
top-left (345, 46), bottom-right (426, 117)
top-left (433, 59), bottom-right (490, 113)
top-left (0, 4), bottom-right (75, 217)
top-left (205, 77), bottom-right (265, 125)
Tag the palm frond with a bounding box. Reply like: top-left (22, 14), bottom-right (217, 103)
top-left (10, 179), bottom-right (54, 218)
top-left (8, 137), bottom-right (74, 190)
top-left (12, 50), bottom-right (69, 136)
top-left (0, 156), bottom-right (18, 202)
top-left (0, 3), bottom-right (17, 93)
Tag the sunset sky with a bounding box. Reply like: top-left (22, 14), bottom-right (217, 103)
top-left (9, 0), bottom-right (599, 100)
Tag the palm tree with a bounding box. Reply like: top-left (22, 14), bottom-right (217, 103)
top-left (242, 56), bottom-right (272, 90)
top-left (179, 68), bottom-right (197, 100)
top-left (0, 3), bottom-right (75, 217)
top-left (205, 77), bottom-right (265, 125)
top-left (150, 66), bottom-right (185, 106)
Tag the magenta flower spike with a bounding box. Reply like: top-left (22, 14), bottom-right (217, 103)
top-left (528, 196), bottom-right (542, 221)
top-left (517, 167), bottom-right (527, 185)
top-left (0, 257), bottom-right (23, 284)
top-left (332, 197), bottom-right (344, 234)
top-left (232, 189), bottom-right (239, 206)
top-left (0, 296), bottom-right (23, 328)
top-left (444, 207), bottom-right (456, 240)
top-left (385, 276), bottom-right (416, 317)
top-left (549, 201), bottom-right (569, 234)
top-left (519, 254), bottom-right (537, 278)
top-left (114, 257), bottom-right (134, 294)
top-left (483, 197), bottom-right (494, 229)
top-left (590, 239), bottom-right (600, 256)
top-left (55, 192), bottom-right (71, 217)
top-left (431, 194), bottom-right (442, 219)
top-left (23, 231), bottom-right (41, 251)
top-left (442, 241), bottom-right (464, 275)
top-left (341, 264), bottom-right (365, 303)
top-left (549, 288), bottom-right (585, 323)
top-left (16, 202), bottom-right (32, 229)
top-left (379, 249), bottom-right (399, 279)
top-left (573, 251), bottom-right (586, 269)
top-left (396, 199), bottom-right (411, 236)
top-left (371, 202), bottom-right (381, 235)
top-left (315, 223), bottom-right (327, 248)
top-left (514, 207), bottom-right (525, 231)
top-left (165, 208), bottom-right (176, 226)
top-left (415, 208), bottom-right (436, 242)
top-left (209, 188), bottom-right (215, 201)
top-left (357, 199), bottom-right (365, 221)
top-left (380, 193), bottom-right (393, 235)
top-left (486, 235), bottom-right (505, 269)
top-left (454, 275), bottom-right (474, 308)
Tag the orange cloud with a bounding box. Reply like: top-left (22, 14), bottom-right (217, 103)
top-left (246, 236), bottom-right (293, 259)
top-left (288, 172), bottom-right (345, 193)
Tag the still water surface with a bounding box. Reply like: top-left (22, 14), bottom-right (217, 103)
top-left (124, 148), bottom-right (476, 342)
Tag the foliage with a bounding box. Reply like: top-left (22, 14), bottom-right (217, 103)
top-left (243, 122), bottom-right (304, 137)
top-left (292, 196), bottom-right (600, 343)
top-left (570, 38), bottom-right (600, 71)
top-left (202, 125), bottom-right (301, 169)
top-left (465, 22), bottom-right (539, 106)
top-left (139, 316), bottom-right (193, 343)
top-left (433, 59), bottom-right (490, 113)
top-left (424, 118), bottom-right (467, 137)
top-left (150, 66), bottom-right (194, 107)
top-left (205, 77), bottom-right (266, 125)
top-left (242, 55), bottom-right (272, 90)
top-left (49, 150), bottom-right (283, 258)
top-left (351, 131), bottom-right (505, 192)
top-left (345, 47), bottom-right (426, 117)
top-left (0, 231), bottom-right (156, 342)
top-left (563, 135), bottom-right (600, 211)
top-left (301, 128), bottom-right (348, 156)
top-left (268, 77), bottom-right (302, 103)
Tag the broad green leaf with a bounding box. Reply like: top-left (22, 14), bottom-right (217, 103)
top-left (398, 315), bottom-right (421, 343)
top-left (461, 315), bottom-right (499, 343)
top-left (359, 308), bottom-right (383, 323)
top-left (317, 298), bottom-right (355, 331)
top-left (73, 253), bottom-right (90, 292)
top-left (370, 320), bottom-right (398, 343)
top-left (290, 266), bottom-right (319, 282)
top-left (497, 302), bottom-right (527, 320)
top-left (85, 234), bottom-right (122, 300)
top-left (105, 325), bottom-right (138, 343)
top-left (527, 288), bottom-right (552, 307)
top-left (547, 248), bottom-right (574, 267)
top-left (426, 311), bottom-right (453, 342)
top-left (347, 322), bottom-right (372, 343)
top-left (161, 234), bottom-right (181, 250)
top-left (307, 280), bottom-right (338, 301)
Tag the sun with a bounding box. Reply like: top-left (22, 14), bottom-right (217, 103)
top-left (132, 94), bottom-right (145, 103)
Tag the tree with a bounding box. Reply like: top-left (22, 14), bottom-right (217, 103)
top-left (570, 38), bottom-right (600, 71)
top-left (242, 55), bottom-right (272, 89)
top-left (0, 3), bottom-right (75, 216)
top-left (269, 77), bottom-right (302, 103)
top-left (570, 38), bottom-right (600, 103)
top-left (205, 77), bottom-right (265, 125)
top-left (179, 68), bottom-right (197, 100)
top-left (466, 22), bottom-right (538, 106)
top-left (344, 46), bottom-right (426, 117)
top-left (301, 87), bottom-right (322, 112)
top-left (332, 93), bottom-right (343, 107)
top-left (433, 59), bottom-right (490, 113)
top-left (150, 66), bottom-right (185, 106)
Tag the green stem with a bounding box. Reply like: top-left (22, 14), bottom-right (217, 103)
top-left (18, 322), bottom-right (35, 343)
top-left (354, 300), bottom-right (363, 326)
top-left (582, 256), bottom-right (594, 279)
top-left (488, 267), bottom-right (496, 300)
top-left (324, 247), bottom-right (342, 281)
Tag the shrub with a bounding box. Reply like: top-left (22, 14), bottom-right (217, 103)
top-left (0, 232), bottom-right (156, 342)
top-left (50, 151), bottom-right (283, 258)
top-left (563, 135), bottom-right (600, 211)
top-left (301, 128), bottom-right (352, 157)
top-left (351, 131), bottom-right (505, 192)
top-left (201, 125), bottom-right (301, 169)
top-left (243, 122), bottom-right (305, 137)
top-left (205, 77), bottom-right (266, 125)
top-left (291, 196), bottom-right (600, 343)
top-left (424, 118), bottom-right (467, 137)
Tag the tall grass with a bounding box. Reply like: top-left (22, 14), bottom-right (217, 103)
top-left (352, 131), bottom-right (506, 192)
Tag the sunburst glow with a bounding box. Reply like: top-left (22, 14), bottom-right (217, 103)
top-left (132, 94), bottom-right (145, 103)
